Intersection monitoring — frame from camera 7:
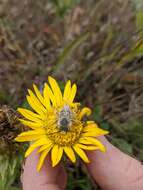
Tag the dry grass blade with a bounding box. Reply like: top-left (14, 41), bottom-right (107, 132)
top-left (52, 32), bottom-right (90, 73)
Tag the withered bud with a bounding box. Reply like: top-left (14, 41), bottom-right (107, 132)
top-left (0, 105), bottom-right (25, 155)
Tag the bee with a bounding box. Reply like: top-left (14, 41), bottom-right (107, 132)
top-left (57, 105), bottom-right (73, 132)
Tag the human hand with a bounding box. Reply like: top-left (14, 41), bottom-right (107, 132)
top-left (22, 137), bottom-right (143, 190)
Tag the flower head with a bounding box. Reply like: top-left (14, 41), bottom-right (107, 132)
top-left (15, 76), bottom-right (108, 171)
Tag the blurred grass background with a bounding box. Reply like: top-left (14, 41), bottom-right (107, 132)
top-left (0, 0), bottom-right (143, 189)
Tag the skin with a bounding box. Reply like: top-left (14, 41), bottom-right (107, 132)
top-left (23, 137), bottom-right (143, 190)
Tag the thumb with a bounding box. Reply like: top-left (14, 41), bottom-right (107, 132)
top-left (22, 150), bottom-right (67, 190)
top-left (86, 137), bottom-right (143, 190)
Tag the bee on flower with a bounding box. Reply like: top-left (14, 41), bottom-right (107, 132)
top-left (15, 76), bottom-right (108, 171)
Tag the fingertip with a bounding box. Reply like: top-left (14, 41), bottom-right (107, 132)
top-left (23, 150), bottom-right (57, 189)
top-left (23, 150), bottom-right (67, 190)
top-left (86, 136), bottom-right (143, 190)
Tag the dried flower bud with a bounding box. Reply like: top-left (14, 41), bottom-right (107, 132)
top-left (0, 105), bottom-right (26, 189)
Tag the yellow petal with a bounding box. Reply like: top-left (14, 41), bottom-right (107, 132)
top-left (19, 119), bottom-right (43, 129)
top-left (83, 123), bottom-right (98, 131)
top-left (82, 131), bottom-right (103, 137)
top-left (25, 137), bottom-right (49, 157)
top-left (28, 89), bottom-right (47, 113)
top-left (82, 123), bottom-right (109, 137)
top-left (51, 145), bottom-right (59, 160)
top-left (37, 145), bottom-right (53, 171)
top-left (69, 84), bottom-right (77, 103)
top-left (33, 84), bottom-right (45, 107)
top-left (26, 95), bottom-right (45, 117)
top-left (86, 121), bottom-right (95, 125)
top-left (15, 128), bottom-right (45, 142)
top-left (63, 80), bottom-right (71, 102)
top-left (64, 146), bottom-right (76, 163)
top-left (51, 145), bottom-right (63, 167)
top-left (16, 130), bottom-right (47, 142)
top-left (16, 128), bottom-right (45, 136)
top-left (15, 134), bottom-right (44, 142)
top-left (18, 108), bottom-right (42, 123)
top-left (79, 137), bottom-right (106, 152)
top-left (43, 83), bottom-right (56, 107)
top-left (83, 127), bottom-right (109, 137)
top-left (48, 76), bottom-right (63, 106)
top-left (78, 144), bottom-right (99, 150)
top-left (38, 142), bottom-right (53, 153)
top-left (79, 107), bottom-right (91, 120)
top-left (73, 144), bottom-right (89, 163)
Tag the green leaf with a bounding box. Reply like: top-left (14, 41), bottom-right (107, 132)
top-left (111, 137), bottom-right (133, 155)
top-left (101, 122), bottom-right (110, 130)
top-left (131, 0), bottom-right (143, 10)
top-left (93, 105), bottom-right (102, 122)
top-left (50, 0), bottom-right (80, 17)
top-left (21, 100), bottom-right (31, 110)
top-left (136, 11), bottom-right (143, 32)
top-left (9, 187), bottom-right (21, 190)
top-left (138, 152), bottom-right (143, 161)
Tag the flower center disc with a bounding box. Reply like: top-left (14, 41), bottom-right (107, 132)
top-left (46, 105), bottom-right (83, 146)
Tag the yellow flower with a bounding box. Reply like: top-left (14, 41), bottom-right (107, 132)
top-left (15, 76), bottom-right (108, 171)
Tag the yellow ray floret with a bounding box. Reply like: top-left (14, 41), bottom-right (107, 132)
top-left (15, 76), bottom-right (109, 171)
top-left (64, 146), bottom-right (76, 163)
